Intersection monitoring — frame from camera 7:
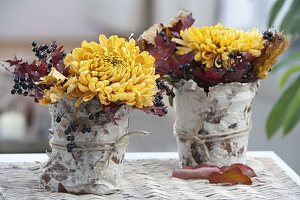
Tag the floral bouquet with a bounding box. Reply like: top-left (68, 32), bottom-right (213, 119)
top-left (138, 10), bottom-right (288, 167)
top-left (3, 35), bottom-right (167, 194)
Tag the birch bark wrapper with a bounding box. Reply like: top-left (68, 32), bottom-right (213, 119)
top-left (40, 98), bottom-right (132, 195)
top-left (174, 80), bottom-right (259, 167)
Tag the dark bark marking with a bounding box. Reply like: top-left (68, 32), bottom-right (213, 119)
top-left (228, 123), bottom-right (237, 129)
top-left (45, 163), bottom-right (68, 182)
top-left (223, 141), bottom-right (232, 156)
top-left (112, 156), bottom-right (121, 164)
top-left (58, 183), bottom-right (68, 192)
top-left (190, 141), bottom-right (204, 164)
top-left (205, 142), bottom-right (213, 151)
top-left (41, 174), bottom-right (51, 184)
top-left (238, 147), bottom-right (244, 155)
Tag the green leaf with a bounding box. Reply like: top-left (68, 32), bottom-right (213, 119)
top-left (279, 63), bottom-right (300, 90)
top-left (283, 78), bottom-right (300, 134)
top-left (283, 10), bottom-right (300, 35)
top-left (268, 0), bottom-right (285, 27)
top-left (266, 76), bottom-right (300, 138)
top-left (280, 0), bottom-right (300, 33)
top-left (168, 95), bottom-right (174, 107)
top-left (272, 50), bottom-right (300, 73)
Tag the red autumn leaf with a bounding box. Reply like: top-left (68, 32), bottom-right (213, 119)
top-left (183, 163), bottom-right (218, 170)
top-left (140, 106), bottom-right (166, 117)
top-left (5, 56), bottom-right (23, 66)
top-left (51, 46), bottom-right (64, 65)
top-left (152, 34), bottom-right (194, 76)
top-left (192, 67), bottom-right (226, 87)
top-left (168, 13), bottom-right (195, 38)
top-left (172, 166), bottom-right (220, 180)
top-left (220, 163), bottom-right (257, 178)
top-left (3, 41), bottom-right (68, 101)
top-left (208, 166), bottom-right (252, 185)
top-left (172, 163), bottom-right (256, 185)
top-left (168, 52), bottom-right (194, 74)
top-left (153, 34), bottom-right (176, 60)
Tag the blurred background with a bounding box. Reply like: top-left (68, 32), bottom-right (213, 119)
top-left (0, 0), bottom-right (299, 173)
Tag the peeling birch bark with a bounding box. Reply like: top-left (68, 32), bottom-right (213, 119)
top-left (174, 80), bottom-right (259, 167)
top-left (40, 98), bottom-right (132, 195)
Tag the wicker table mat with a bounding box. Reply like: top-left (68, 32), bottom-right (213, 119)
top-left (0, 157), bottom-right (300, 200)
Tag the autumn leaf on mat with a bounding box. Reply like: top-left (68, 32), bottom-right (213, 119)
top-left (208, 166), bottom-right (252, 185)
top-left (172, 163), bottom-right (255, 185)
top-left (182, 163), bottom-right (219, 170)
top-left (220, 163), bottom-right (256, 177)
top-left (172, 166), bottom-right (220, 180)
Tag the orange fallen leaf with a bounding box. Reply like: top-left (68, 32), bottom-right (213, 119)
top-left (220, 163), bottom-right (256, 177)
top-left (208, 166), bottom-right (252, 185)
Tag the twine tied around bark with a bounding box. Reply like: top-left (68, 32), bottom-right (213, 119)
top-left (49, 130), bottom-right (149, 174)
top-left (50, 130), bottom-right (149, 152)
top-left (174, 124), bottom-right (251, 160)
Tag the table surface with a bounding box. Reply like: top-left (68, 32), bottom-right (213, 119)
top-left (0, 151), bottom-right (299, 186)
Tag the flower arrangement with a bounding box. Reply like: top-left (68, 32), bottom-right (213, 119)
top-left (138, 10), bottom-right (289, 177)
top-left (3, 35), bottom-right (168, 116)
top-left (138, 10), bottom-right (288, 98)
top-left (2, 34), bottom-right (171, 194)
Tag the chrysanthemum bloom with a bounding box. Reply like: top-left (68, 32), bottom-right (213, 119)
top-left (172, 23), bottom-right (288, 79)
top-left (40, 35), bottom-right (159, 108)
top-left (173, 23), bottom-right (265, 69)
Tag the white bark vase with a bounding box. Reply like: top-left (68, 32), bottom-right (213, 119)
top-left (40, 98), bottom-right (132, 195)
top-left (174, 80), bottom-right (259, 167)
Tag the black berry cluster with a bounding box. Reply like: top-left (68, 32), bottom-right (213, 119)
top-left (242, 62), bottom-right (254, 79)
top-left (56, 115), bottom-right (94, 152)
top-left (5, 40), bottom-right (68, 103)
top-left (88, 111), bottom-right (104, 122)
top-left (64, 121), bottom-right (78, 135)
top-left (177, 63), bottom-right (194, 80)
top-left (81, 124), bottom-right (92, 134)
top-left (63, 121), bottom-right (78, 152)
top-left (263, 30), bottom-right (274, 41)
top-left (153, 79), bottom-right (177, 115)
top-left (11, 75), bottom-right (37, 101)
top-left (31, 41), bottom-right (66, 71)
top-left (67, 142), bottom-right (77, 153)
top-left (159, 31), bottom-right (169, 42)
top-left (156, 79), bottom-right (175, 98)
top-left (154, 95), bottom-right (164, 107)
top-left (161, 107), bottom-right (168, 115)
top-left (31, 41), bottom-right (52, 61)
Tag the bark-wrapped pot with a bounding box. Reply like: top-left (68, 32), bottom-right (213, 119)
top-left (174, 80), bottom-right (259, 167)
top-left (40, 98), bottom-right (132, 195)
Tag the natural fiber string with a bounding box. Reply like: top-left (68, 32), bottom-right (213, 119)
top-left (94, 130), bottom-right (149, 174)
top-left (50, 130), bottom-right (149, 152)
top-left (50, 130), bottom-right (149, 174)
top-left (174, 123), bottom-right (251, 160)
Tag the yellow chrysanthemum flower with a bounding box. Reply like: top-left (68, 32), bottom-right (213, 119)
top-left (40, 35), bottom-right (159, 108)
top-left (173, 23), bottom-right (265, 69)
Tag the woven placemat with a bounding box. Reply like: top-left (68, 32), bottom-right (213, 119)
top-left (0, 157), bottom-right (299, 200)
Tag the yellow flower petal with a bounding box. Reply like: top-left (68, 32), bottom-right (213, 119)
top-left (174, 23), bottom-right (265, 69)
top-left (58, 34), bottom-right (159, 108)
top-left (38, 67), bottom-right (66, 85)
